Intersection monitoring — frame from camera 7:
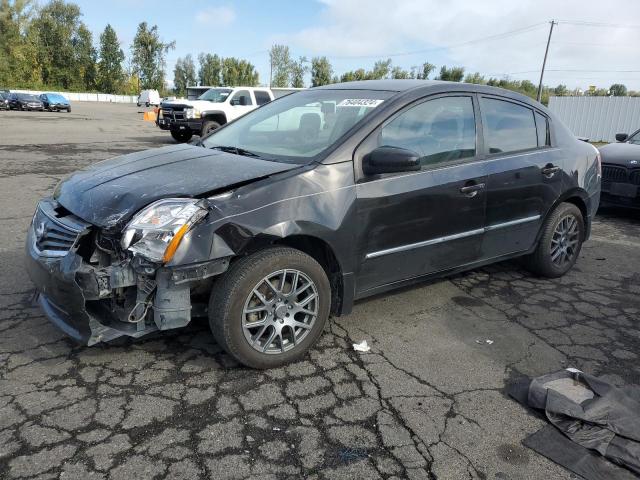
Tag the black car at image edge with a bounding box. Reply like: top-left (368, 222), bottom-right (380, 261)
top-left (598, 129), bottom-right (640, 209)
top-left (7, 92), bottom-right (44, 111)
top-left (0, 92), bottom-right (9, 110)
top-left (25, 80), bottom-right (601, 368)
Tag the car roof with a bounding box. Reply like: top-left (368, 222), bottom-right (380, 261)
top-left (313, 79), bottom-right (545, 111)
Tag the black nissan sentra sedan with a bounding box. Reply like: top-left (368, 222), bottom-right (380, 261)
top-left (26, 80), bottom-right (601, 368)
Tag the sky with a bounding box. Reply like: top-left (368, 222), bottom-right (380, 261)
top-left (75, 0), bottom-right (640, 91)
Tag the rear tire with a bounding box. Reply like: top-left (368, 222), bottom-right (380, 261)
top-left (209, 247), bottom-right (331, 369)
top-left (170, 130), bottom-right (193, 143)
top-left (67, 107), bottom-right (71, 112)
top-left (523, 202), bottom-right (584, 278)
top-left (200, 120), bottom-right (221, 137)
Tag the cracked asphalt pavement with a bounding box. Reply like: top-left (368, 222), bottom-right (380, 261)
top-left (1, 103), bottom-right (639, 479)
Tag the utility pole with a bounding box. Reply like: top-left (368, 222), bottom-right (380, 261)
top-left (537, 20), bottom-right (557, 102)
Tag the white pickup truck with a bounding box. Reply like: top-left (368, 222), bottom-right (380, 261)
top-left (158, 87), bottom-right (275, 142)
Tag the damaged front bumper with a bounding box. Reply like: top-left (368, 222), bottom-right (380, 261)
top-left (25, 199), bottom-right (229, 345)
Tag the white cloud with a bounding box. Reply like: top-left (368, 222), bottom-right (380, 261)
top-left (277, 0), bottom-right (640, 89)
top-left (195, 6), bottom-right (236, 26)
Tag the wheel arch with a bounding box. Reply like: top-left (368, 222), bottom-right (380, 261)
top-left (233, 233), bottom-right (349, 316)
top-left (202, 111), bottom-right (227, 125)
top-left (538, 188), bottom-right (591, 245)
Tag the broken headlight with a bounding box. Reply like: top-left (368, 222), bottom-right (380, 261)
top-left (121, 199), bottom-right (207, 263)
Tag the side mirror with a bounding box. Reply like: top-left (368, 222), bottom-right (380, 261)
top-left (363, 146), bottom-right (421, 175)
top-left (616, 133), bottom-right (628, 142)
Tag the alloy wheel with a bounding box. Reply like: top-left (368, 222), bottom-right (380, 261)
top-left (242, 269), bottom-right (319, 354)
top-left (550, 214), bottom-right (580, 267)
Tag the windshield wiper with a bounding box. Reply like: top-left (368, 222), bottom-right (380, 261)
top-left (210, 145), bottom-right (261, 158)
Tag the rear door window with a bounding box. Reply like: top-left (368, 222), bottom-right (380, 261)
top-left (379, 96), bottom-right (476, 168)
top-left (535, 112), bottom-right (550, 147)
top-left (254, 91), bottom-right (271, 105)
top-left (480, 97), bottom-right (537, 154)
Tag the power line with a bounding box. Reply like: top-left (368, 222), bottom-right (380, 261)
top-left (321, 22), bottom-right (547, 59)
top-left (557, 20), bottom-right (640, 29)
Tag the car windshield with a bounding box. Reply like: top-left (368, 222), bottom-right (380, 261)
top-left (48, 94), bottom-right (66, 102)
top-left (198, 88), bottom-right (232, 102)
top-left (19, 94), bottom-right (38, 101)
top-left (628, 131), bottom-right (640, 145)
top-left (202, 89), bottom-right (394, 163)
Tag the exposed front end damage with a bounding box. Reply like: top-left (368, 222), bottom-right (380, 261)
top-left (25, 198), bottom-right (230, 345)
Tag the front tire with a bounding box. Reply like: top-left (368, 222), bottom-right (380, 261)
top-left (170, 130), bottom-right (193, 143)
top-left (200, 120), bottom-right (221, 137)
top-left (209, 247), bottom-right (331, 369)
top-left (523, 202), bottom-right (584, 278)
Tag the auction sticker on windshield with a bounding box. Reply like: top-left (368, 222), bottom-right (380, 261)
top-left (337, 99), bottom-right (384, 107)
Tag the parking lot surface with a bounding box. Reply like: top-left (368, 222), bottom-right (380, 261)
top-left (1, 102), bottom-right (639, 479)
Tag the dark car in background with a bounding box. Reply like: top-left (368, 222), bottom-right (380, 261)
top-left (8, 93), bottom-right (44, 111)
top-left (39, 93), bottom-right (71, 112)
top-left (25, 80), bottom-right (601, 368)
top-left (598, 129), bottom-right (640, 209)
top-left (0, 92), bottom-right (9, 110)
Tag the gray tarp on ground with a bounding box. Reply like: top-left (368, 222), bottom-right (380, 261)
top-left (513, 369), bottom-right (640, 478)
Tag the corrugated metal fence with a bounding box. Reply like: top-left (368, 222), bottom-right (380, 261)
top-left (548, 96), bottom-right (640, 143)
top-left (10, 89), bottom-right (137, 104)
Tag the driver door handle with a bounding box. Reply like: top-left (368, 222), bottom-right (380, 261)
top-left (460, 183), bottom-right (485, 197)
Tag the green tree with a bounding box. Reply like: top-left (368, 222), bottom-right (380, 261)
top-left (269, 44), bottom-right (291, 87)
top-left (131, 21), bottom-right (175, 91)
top-left (553, 84), bottom-right (568, 96)
top-left (610, 84), bottom-right (627, 96)
top-left (436, 65), bottom-right (465, 82)
top-left (97, 24), bottom-right (124, 94)
top-left (32, 0), bottom-right (84, 89)
top-left (370, 59), bottom-right (391, 79)
top-left (173, 54), bottom-right (196, 96)
top-left (310, 56), bottom-right (332, 86)
top-left (221, 57), bottom-right (258, 86)
top-left (74, 23), bottom-right (97, 90)
top-left (416, 62), bottom-right (435, 80)
top-left (0, 0), bottom-right (39, 88)
top-left (464, 72), bottom-right (486, 84)
top-left (198, 53), bottom-right (222, 86)
top-left (391, 66), bottom-right (411, 79)
top-left (289, 56), bottom-right (308, 88)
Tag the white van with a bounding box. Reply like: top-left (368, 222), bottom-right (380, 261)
top-left (137, 89), bottom-right (161, 107)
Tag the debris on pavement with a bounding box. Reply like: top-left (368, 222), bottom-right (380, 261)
top-left (509, 368), bottom-right (640, 479)
top-left (475, 339), bottom-right (494, 345)
top-left (353, 340), bottom-right (371, 352)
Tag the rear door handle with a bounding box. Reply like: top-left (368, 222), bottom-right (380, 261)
top-left (459, 183), bottom-right (485, 197)
top-left (542, 164), bottom-right (561, 176)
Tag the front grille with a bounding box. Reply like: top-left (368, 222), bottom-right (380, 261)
top-left (602, 165), bottom-right (628, 182)
top-left (32, 202), bottom-right (87, 257)
top-left (162, 107), bottom-right (186, 121)
top-left (630, 170), bottom-right (640, 186)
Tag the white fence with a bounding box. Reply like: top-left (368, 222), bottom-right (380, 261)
top-left (9, 89), bottom-right (137, 104)
top-left (548, 96), bottom-right (640, 143)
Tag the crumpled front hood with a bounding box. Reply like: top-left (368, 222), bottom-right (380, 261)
top-left (598, 142), bottom-right (640, 166)
top-left (54, 144), bottom-right (299, 228)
